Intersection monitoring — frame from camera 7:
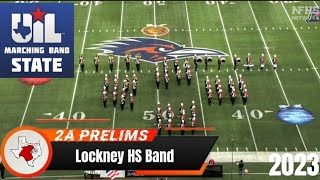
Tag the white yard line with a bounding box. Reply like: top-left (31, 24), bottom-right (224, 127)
top-left (154, 1), bottom-right (160, 104)
top-left (112, 1), bottom-right (124, 129)
top-left (314, 1), bottom-right (319, 6)
top-left (66, 1), bottom-right (93, 129)
top-left (216, 3), bottom-right (258, 152)
top-left (280, 2), bottom-right (320, 82)
top-left (19, 85), bottom-right (35, 127)
top-left (248, 1), bottom-right (307, 151)
top-left (184, 1), bottom-right (207, 136)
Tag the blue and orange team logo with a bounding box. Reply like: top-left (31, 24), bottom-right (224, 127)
top-left (0, 3), bottom-right (74, 78)
top-left (88, 37), bottom-right (228, 62)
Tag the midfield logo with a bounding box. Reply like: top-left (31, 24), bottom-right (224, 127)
top-left (0, 3), bottom-right (74, 78)
top-left (88, 37), bottom-right (228, 62)
top-left (306, 7), bottom-right (320, 22)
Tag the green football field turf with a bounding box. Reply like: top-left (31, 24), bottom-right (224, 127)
top-left (1, 1), bottom-right (320, 179)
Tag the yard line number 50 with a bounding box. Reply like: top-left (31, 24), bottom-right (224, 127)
top-left (269, 153), bottom-right (319, 176)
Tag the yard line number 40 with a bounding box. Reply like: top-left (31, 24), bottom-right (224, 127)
top-left (232, 109), bottom-right (264, 119)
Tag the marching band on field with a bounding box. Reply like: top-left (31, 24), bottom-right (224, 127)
top-left (78, 52), bottom-right (279, 135)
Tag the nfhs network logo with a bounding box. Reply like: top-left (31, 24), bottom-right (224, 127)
top-left (0, 3), bottom-right (74, 78)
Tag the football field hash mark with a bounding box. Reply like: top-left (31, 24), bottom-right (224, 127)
top-left (265, 147), bottom-right (268, 151)
top-left (285, 147), bottom-right (288, 151)
top-left (275, 147), bottom-right (278, 151)
top-left (43, 113), bottom-right (52, 116)
top-left (316, 147), bottom-right (318, 151)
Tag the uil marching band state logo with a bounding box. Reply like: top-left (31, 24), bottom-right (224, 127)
top-left (0, 126), bottom-right (53, 178)
top-left (87, 37), bottom-right (228, 62)
top-left (0, 3), bottom-right (74, 78)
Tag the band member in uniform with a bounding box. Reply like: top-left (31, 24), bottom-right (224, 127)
top-left (240, 84), bottom-right (247, 96)
top-left (228, 76), bottom-right (234, 93)
top-left (176, 66), bottom-right (181, 86)
top-left (179, 103), bottom-right (184, 116)
top-left (132, 78), bottom-right (138, 96)
top-left (184, 58), bottom-right (190, 73)
top-left (205, 76), bottom-right (210, 91)
top-left (130, 93), bottom-right (134, 111)
top-left (167, 118), bottom-right (172, 136)
top-left (238, 74), bottom-right (243, 89)
top-left (104, 74), bottom-right (109, 91)
top-left (218, 56), bottom-right (222, 72)
top-left (125, 53), bottom-right (131, 71)
top-left (164, 73), bottom-right (169, 89)
top-left (156, 102), bottom-right (162, 124)
top-left (191, 115), bottom-right (196, 135)
top-left (163, 60), bottom-right (168, 74)
top-left (208, 89), bottom-right (213, 106)
top-left (180, 119), bottom-right (185, 135)
top-left (190, 101), bottom-right (196, 118)
top-left (193, 54), bottom-right (198, 71)
top-left (242, 89), bottom-right (249, 105)
top-left (272, 55), bottom-right (278, 70)
top-left (113, 91), bottom-right (117, 107)
top-left (233, 54), bottom-right (241, 70)
top-left (214, 75), bottom-right (219, 87)
top-left (260, 54), bottom-right (265, 70)
top-left (102, 90), bottom-right (107, 108)
top-left (155, 66), bottom-right (160, 89)
top-left (135, 53), bottom-right (141, 72)
top-left (93, 54), bottom-right (100, 73)
top-left (174, 57), bottom-right (179, 73)
top-left (186, 69), bottom-right (192, 86)
top-left (218, 89), bottom-right (223, 106)
top-left (157, 119), bottom-right (162, 136)
top-left (79, 54), bottom-right (85, 72)
top-left (120, 94), bottom-right (126, 111)
top-left (231, 90), bottom-right (236, 105)
top-left (108, 54), bottom-right (114, 72)
top-left (245, 53), bottom-right (252, 71)
top-left (204, 54), bottom-right (208, 71)
top-left (114, 74), bottom-right (119, 90)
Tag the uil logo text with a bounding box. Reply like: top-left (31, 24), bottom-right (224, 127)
top-left (0, 3), bottom-right (74, 78)
top-left (12, 7), bottom-right (61, 43)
